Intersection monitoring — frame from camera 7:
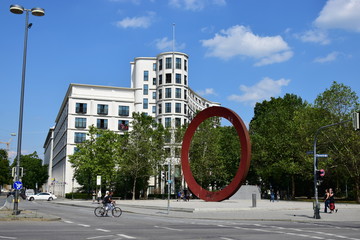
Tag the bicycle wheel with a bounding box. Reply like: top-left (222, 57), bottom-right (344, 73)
top-left (94, 207), bottom-right (105, 217)
top-left (112, 207), bottom-right (122, 217)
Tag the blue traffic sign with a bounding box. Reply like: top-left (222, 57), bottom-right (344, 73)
top-left (13, 181), bottom-right (23, 190)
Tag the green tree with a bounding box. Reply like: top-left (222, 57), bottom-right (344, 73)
top-left (249, 94), bottom-right (308, 199)
top-left (119, 113), bottom-right (167, 200)
top-left (314, 81), bottom-right (360, 202)
top-left (0, 149), bottom-right (11, 187)
top-left (69, 126), bottom-right (123, 193)
top-left (11, 152), bottom-right (48, 190)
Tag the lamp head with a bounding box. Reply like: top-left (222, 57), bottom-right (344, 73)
top-left (31, 7), bottom-right (45, 17)
top-left (10, 4), bottom-right (24, 14)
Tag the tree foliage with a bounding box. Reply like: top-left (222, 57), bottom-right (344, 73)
top-left (0, 149), bottom-right (11, 186)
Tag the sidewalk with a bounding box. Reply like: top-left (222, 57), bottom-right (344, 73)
top-left (55, 198), bottom-right (360, 222)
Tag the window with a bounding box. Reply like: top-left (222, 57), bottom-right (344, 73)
top-left (158, 104), bottom-right (162, 114)
top-left (158, 89), bottom-right (162, 99)
top-left (165, 88), bottom-right (171, 98)
top-left (152, 106), bottom-right (156, 113)
top-left (176, 58), bottom-right (181, 69)
top-left (153, 78), bottom-right (156, 85)
top-left (153, 63), bottom-right (157, 71)
top-left (75, 118), bottom-right (86, 128)
top-left (184, 59), bottom-right (187, 71)
top-left (165, 117), bottom-right (171, 128)
top-left (97, 119), bottom-right (108, 129)
top-left (175, 103), bottom-right (181, 113)
top-left (75, 103), bottom-right (87, 114)
top-left (152, 92), bottom-right (156, 99)
top-left (143, 98), bottom-right (148, 109)
top-left (159, 59), bottom-right (163, 71)
top-left (184, 104), bottom-right (187, 115)
top-left (166, 57), bottom-right (172, 69)
top-left (144, 71), bottom-right (149, 81)
top-left (166, 73), bottom-right (171, 84)
top-left (158, 118), bottom-right (162, 125)
top-left (119, 106), bottom-right (129, 116)
top-left (159, 75), bottom-right (162, 85)
top-left (74, 147), bottom-right (80, 153)
top-left (175, 118), bottom-right (181, 127)
top-left (184, 75), bottom-right (187, 85)
top-left (184, 90), bottom-right (187, 99)
top-left (97, 104), bottom-right (108, 115)
top-left (176, 74), bottom-right (181, 84)
top-left (165, 103), bottom-right (171, 113)
top-left (75, 132), bottom-right (86, 143)
top-left (118, 120), bottom-right (129, 131)
top-left (175, 88), bottom-right (181, 98)
top-left (143, 84), bottom-right (148, 95)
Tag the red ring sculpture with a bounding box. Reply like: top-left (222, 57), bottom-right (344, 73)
top-left (181, 106), bottom-right (251, 202)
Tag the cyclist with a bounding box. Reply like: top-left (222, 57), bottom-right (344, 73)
top-left (102, 191), bottom-right (115, 213)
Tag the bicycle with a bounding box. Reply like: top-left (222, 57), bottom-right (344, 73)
top-left (94, 202), bottom-right (122, 217)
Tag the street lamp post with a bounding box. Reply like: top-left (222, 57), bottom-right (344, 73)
top-left (10, 4), bottom-right (45, 215)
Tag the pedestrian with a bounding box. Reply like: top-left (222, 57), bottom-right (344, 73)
top-left (177, 190), bottom-right (181, 201)
top-left (324, 189), bottom-right (330, 213)
top-left (97, 189), bottom-right (102, 204)
top-left (92, 190), bottom-right (96, 203)
top-left (329, 188), bottom-right (338, 213)
top-left (270, 190), bottom-right (275, 202)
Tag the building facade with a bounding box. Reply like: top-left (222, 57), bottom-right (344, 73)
top-left (43, 52), bottom-right (220, 196)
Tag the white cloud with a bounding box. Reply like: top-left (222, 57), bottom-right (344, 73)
top-left (201, 25), bottom-right (293, 66)
top-left (169, 0), bottom-right (226, 11)
top-left (296, 29), bottom-right (330, 45)
top-left (153, 37), bottom-right (186, 51)
top-left (197, 88), bottom-right (217, 96)
top-left (315, 0), bottom-right (360, 32)
top-left (314, 51), bottom-right (340, 63)
top-left (228, 77), bottom-right (290, 104)
top-left (115, 12), bottom-right (156, 29)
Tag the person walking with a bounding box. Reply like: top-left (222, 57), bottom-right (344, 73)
top-left (329, 188), bottom-right (338, 213)
top-left (97, 190), bottom-right (102, 204)
top-left (324, 189), bottom-right (330, 213)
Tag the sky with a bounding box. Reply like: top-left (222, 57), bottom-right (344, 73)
top-left (1, 0), bottom-right (359, 162)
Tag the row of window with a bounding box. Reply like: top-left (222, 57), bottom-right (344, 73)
top-left (158, 73), bottom-right (187, 85)
top-left (158, 102), bottom-right (187, 115)
top-left (76, 103), bottom-right (130, 116)
top-left (158, 88), bottom-right (187, 100)
top-left (159, 117), bottom-right (186, 128)
top-left (158, 57), bottom-right (187, 71)
top-left (74, 118), bottom-right (129, 131)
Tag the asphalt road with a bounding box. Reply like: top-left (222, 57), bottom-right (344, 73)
top-left (1, 200), bottom-right (360, 240)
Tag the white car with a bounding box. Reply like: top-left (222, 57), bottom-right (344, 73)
top-left (27, 192), bottom-right (57, 201)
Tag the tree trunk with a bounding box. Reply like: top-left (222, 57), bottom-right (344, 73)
top-left (132, 178), bottom-right (137, 201)
top-left (291, 175), bottom-right (295, 200)
top-left (355, 178), bottom-right (360, 204)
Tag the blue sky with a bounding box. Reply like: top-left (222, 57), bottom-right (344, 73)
top-left (1, 0), bottom-right (359, 161)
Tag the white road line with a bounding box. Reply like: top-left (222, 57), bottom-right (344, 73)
top-left (220, 238), bottom-right (234, 240)
top-left (63, 220), bottom-right (73, 224)
top-left (117, 234), bottom-right (136, 239)
top-left (96, 229), bottom-right (111, 233)
top-left (86, 235), bottom-right (114, 239)
top-left (0, 236), bottom-right (17, 239)
top-left (154, 225), bottom-right (183, 232)
top-left (78, 224), bottom-right (91, 227)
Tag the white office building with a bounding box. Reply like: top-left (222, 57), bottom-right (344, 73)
top-left (43, 52), bottom-right (220, 196)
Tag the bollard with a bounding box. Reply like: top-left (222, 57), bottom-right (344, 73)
top-left (252, 193), bottom-right (256, 208)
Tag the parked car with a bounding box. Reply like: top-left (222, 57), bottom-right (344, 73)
top-left (25, 189), bottom-right (35, 197)
top-left (27, 192), bottom-right (57, 201)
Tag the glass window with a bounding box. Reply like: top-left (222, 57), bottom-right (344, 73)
top-left (159, 75), bottom-right (162, 85)
top-left (75, 117), bottom-right (86, 128)
top-left (184, 59), bottom-right (187, 71)
top-left (165, 103), bottom-right (171, 113)
top-left (176, 74), bottom-right (181, 84)
top-left (97, 104), bottom-right (108, 115)
top-left (158, 89), bottom-right (162, 99)
top-left (153, 63), bottom-right (157, 71)
top-left (153, 78), bottom-right (156, 85)
top-left (159, 59), bottom-right (163, 71)
top-left (143, 84), bottom-right (148, 95)
top-left (75, 132), bottom-right (86, 143)
top-left (158, 104), bottom-right (162, 114)
top-left (184, 90), bottom-right (187, 99)
top-left (144, 71), bottom-right (149, 81)
top-left (184, 75), bottom-right (187, 85)
top-left (176, 58), bottom-right (181, 69)
top-left (175, 118), bottom-right (181, 127)
top-left (175, 103), bottom-right (181, 113)
top-left (152, 92), bottom-right (156, 99)
top-left (166, 57), bottom-right (172, 69)
top-left (119, 106), bottom-right (129, 116)
top-left (97, 119), bottom-right (108, 129)
top-left (184, 104), bottom-right (187, 115)
top-left (165, 88), bottom-right (171, 98)
top-left (143, 98), bottom-right (148, 109)
top-left (175, 88), bottom-right (181, 98)
top-left (165, 117), bottom-right (171, 128)
top-left (118, 120), bottom-right (129, 131)
top-left (75, 103), bottom-right (87, 114)
top-left (166, 73), bottom-right (171, 84)
top-left (152, 106), bottom-right (156, 113)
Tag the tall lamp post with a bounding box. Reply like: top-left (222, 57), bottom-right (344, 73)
top-left (10, 4), bottom-right (45, 215)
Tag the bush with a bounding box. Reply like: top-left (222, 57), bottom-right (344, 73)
top-left (65, 192), bottom-right (91, 199)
